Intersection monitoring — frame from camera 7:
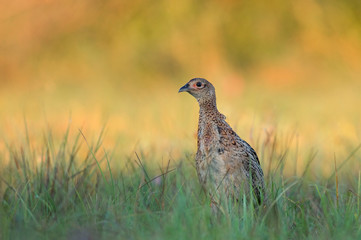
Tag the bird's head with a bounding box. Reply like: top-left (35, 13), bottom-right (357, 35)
top-left (178, 78), bottom-right (216, 103)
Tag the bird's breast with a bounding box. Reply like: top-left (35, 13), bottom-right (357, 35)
top-left (197, 121), bottom-right (227, 188)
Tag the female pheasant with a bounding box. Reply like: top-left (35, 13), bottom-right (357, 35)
top-left (179, 78), bottom-right (265, 207)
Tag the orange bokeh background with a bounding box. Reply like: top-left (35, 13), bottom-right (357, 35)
top-left (1, 0), bottom-right (360, 176)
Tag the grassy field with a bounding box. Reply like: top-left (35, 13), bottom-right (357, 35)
top-left (0, 119), bottom-right (361, 239)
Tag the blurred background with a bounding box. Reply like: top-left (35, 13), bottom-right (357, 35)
top-left (1, 0), bottom-right (360, 176)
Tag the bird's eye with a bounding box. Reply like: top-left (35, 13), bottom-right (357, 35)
top-left (196, 82), bottom-right (202, 87)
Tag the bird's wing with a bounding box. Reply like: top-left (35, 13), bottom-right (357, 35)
top-left (217, 123), bottom-right (265, 201)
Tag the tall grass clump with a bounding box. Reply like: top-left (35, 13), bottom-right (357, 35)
top-left (1, 125), bottom-right (361, 240)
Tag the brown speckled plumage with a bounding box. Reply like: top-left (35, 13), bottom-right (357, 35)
top-left (179, 78), bottom-right (265, 206)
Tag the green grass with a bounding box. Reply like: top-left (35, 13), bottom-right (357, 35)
top-left (1, 126), bottom-right (361, 240)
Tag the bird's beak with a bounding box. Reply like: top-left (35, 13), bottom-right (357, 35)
top-left (178, 83), bottom-right (190, 93)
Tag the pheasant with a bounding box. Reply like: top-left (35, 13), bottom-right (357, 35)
top-left (179, 78), bottom-right (265, 207)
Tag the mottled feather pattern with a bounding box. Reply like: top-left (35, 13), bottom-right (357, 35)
top-left (179, 78), bottom-right (265, 205)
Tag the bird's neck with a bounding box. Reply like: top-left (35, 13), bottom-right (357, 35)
top-left (198, 98), bottom-right (220, 118)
